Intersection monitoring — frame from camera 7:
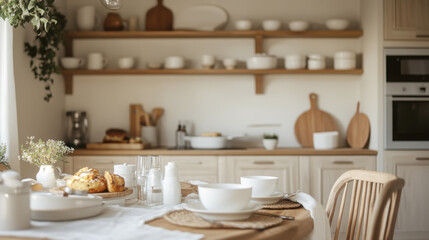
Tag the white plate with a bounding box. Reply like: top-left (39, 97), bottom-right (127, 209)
top-left (184, 202), bottom-right (261, 221)
top-left (31, 192), bottom-right (103, 210)
top-left (31, 204), bottom-right (104, 221)
top-left (174, 5), bottom-right (228, 31)
top-left (251, 192), bottom-right (284, 204)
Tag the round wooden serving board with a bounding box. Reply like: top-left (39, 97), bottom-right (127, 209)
top-left (92, 188), bottom-right (133, 199)
top-left (294, 93), bottom-right (338, 148)
top-left (346, 102), bottom-right (370, 149)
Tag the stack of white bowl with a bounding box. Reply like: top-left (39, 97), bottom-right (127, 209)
top-left (285, 54), bottom-right (306, 69)
top-left (334, 51), bottom-right (356, 70)
top-left (308, 54), bottom-right (326, 70)
top-left (114, 163), bottom-right (137, 198)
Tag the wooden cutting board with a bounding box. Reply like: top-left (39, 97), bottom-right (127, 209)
top-left (145, 0), bottom-right (173, 31)
top-left (86, 143), bottom-right (148, 150)
top-left (346, 102), bottom-right (370, 149)
top-left (92, 188), bottom-right (133, 199)
top-left (294, 93), bottom-right (338, 148)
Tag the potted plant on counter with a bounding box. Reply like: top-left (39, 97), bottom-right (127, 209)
top-left (19, 136), bottom-right (73, 188)
top-left (263, 134), bottom-right (278, 150)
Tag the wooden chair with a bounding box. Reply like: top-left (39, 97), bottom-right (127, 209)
top-left (325, 169), bottom-right (405, 240)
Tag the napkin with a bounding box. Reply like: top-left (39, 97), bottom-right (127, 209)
top-left (289, 192), bottom-right (331, 240)
top-left (0, 205), bottom-right (203, 240)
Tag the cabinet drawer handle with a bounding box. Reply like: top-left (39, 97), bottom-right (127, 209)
top-left (94, 160), bottom-right (114, 164)
top-left (333, 161), bottom-right (353, 165)
top-left (253, 161), bottom-right (275, 165)
top-left (416, 157), bottom-right (429, 161)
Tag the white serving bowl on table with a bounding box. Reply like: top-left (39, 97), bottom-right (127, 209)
top-left (198, 184), bottom-right (252, 211)
top-left (31, 192), bottom-right (103, 210)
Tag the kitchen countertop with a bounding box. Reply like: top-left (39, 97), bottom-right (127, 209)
top-left (72, 147), bottom-right (377, 156)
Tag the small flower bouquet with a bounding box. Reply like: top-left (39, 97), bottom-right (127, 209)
top-left (0, 143), bottom-right (10, 169)
top-left (19, 137), bottom-right (74, 167)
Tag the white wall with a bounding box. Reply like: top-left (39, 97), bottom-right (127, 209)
top-left (13, 0), bottom-right (67, 177)
top-left (65, 0), bottom-right (370, 148)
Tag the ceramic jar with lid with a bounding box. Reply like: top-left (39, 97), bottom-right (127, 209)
top-left (334, 51), bottom-right (356, 70)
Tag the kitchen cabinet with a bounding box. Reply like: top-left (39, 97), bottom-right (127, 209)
top-left (221, 156), bottom-right (301, 194)
top-left (384, 0), bottom-right (429, 40)
top-left (161, 156), bottom-right (218, 183)
top-left (385, 151), bottom-right (429, 240)
top-left (62, 30), bottom-right (363, 95)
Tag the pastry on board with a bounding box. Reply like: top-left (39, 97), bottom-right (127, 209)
top-left (66, 167), bottom-right (107, 193)
top-left (104, 171), bottom-right (125, 192)
top-left (103, 128), bottom-right (129, 143)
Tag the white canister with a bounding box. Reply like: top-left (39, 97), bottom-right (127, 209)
top-left (163, 162), bottom-right (181, 205)
top-left (76, 5), bottom-right (97, 31)
top-left (0, 183), bottom-right (31, 230)
top-left (87, 53), bottom-right (108, 70)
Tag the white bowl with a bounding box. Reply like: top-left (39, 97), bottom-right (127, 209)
top-left (289, 20), bottom-right (310, 31)
top-left (61, 57), bottom-right (84, 69)
top-left (285, 55), bottom-right (306, 69)
top-left (308, 59), bottom-right (326, 70)
top-left (246, 54), bottom-right (277, 69)
top-left (165, 56), bottom-right (185, 69)
top-left (262, 20), bottom-right (281, 31)
top-left (198, 184), bottom-right (252, 211)
top-left (326, 19), bottom-right (350, 30)
top-left (308, 54), bottom-right (324, 61)
top-left (240, 176), bottom-right (278, 197)
top-left (334, 51), bottom-right (356, 59)
top-left (223, 58), bottom-right (238, 69)
top-left (118, 57), bottom-right (135, 69)
top-left (235, 20), bottom-right (252, 30)
top-left (334, 59), bottom-right (356, 70)
top-left (31, 192), bottom-right (103, 210)
top-left (313, 131), bottom-right (339, 149)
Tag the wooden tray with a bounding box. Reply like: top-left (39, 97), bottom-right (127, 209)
top-left (92, 188), bottom-right (133, 198)
top-left (86, 143), bottom-right (148, 150)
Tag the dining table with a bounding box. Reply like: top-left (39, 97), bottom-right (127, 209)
top-left (0, 203), bottom-right (313, 240)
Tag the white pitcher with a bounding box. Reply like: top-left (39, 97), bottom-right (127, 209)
top-left (36, 165), bottom-right (62, 189)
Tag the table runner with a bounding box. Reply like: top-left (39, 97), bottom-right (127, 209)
top-left (0, 205), bottom-right (203, 240)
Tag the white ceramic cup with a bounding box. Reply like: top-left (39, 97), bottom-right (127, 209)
top-left (235, 20), bottom-right (252, 30)
top-left (61, 57), bottom-right (85, 69)
top-left (201, 54), bottom-right (216, 69)
top-left (240, 176), bottom-right (279, 197)
top-left (87, 53), bottom-right (108, 70)
top-left (262, 20), bottom-right (281, 31)
top-left (0, 183), bottom-right (31, 231)
top-left (118, 57), bottom-right (135, 69)
top-left (165, 56), bottom-right (185, 69)
top-left (76, 5), bottom-right (97, 31)
top-left (223, 58), bottom-right (238, 69)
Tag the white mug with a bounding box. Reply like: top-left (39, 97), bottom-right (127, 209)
top-left (87, 53), bottom-right (108, 70)
top-left (118, 57), bottom-right (135, 69)
top-left (201, 54), bottom-right (216, 69)
top-left (165, 56), bottom-right (185, 69)
top-left (76, 5), bottom-right (97, 31)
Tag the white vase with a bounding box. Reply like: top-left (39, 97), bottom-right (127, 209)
top-left (36, 165), bottom-right (62, 189)
top-left (263, 139), bottom-right (278, 150)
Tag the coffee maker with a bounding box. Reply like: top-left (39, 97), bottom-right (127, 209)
top-left (66, 111), bottom-right (88, 148)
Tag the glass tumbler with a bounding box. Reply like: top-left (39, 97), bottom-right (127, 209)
top-left (136, 155), bottom-right (152, 205)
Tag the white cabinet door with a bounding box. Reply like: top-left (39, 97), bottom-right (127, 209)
top-left (308, 156), bottom-right (376, 207)
top-left (223, 156), bottom-right (300, 194)
top-left (161, 156), bottom-right (218, 184)
top-left (385, 151), bottom-right (429, 240)
top-left (65, 156), bottom-right (137, 174)
top-left (384, 0), bottom-right (429, 40)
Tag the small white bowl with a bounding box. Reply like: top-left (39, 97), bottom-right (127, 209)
top-left (334, 51), bottom-right (356, 59)
top-left (246, 54), bottom-right (277, 69)
top-left (198, 184), bottom-right (252, 211)
top-left (308, 59), bottom-right (326, 70)
top-left (313, 131), bottom-right (339, 149)
top-left (262, 20), bottom-right (281, 31)
top-left (334, 59), bottom-right (356, 70)
top-left (61, 57), bottom-right (84, 69)
top-left (118, 57), bottom-right (135, 69)
top-left (165, 56), bottom-right (185, 69)
top-left (326, 19), bottom-right (350, 30)
top-left (223, 58), bottom-right (238, 69)
top-left (289, 20), bottom-right (310, 31)
top-left (235, 20), bottom-right (252, 30)
top-left (240, 176), bottom-right (278, 197)
top-left (285, 54), bottom-right (306, 69)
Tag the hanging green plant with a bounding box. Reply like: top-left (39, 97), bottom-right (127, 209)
top-left (0, 0), bottom-right (67, 102)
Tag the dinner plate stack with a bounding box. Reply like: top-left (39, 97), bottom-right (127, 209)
top-left (30, 192), bottom-right (104, 221)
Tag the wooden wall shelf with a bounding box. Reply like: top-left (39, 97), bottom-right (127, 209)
top-left (63, 30), bottom-right (364, 95)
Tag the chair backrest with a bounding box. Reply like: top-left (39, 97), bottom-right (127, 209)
top-left (325, 169), bottom-right (405, 240)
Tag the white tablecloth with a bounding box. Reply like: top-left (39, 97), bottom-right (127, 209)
top-left (0, 204), bottom-right (203, 240)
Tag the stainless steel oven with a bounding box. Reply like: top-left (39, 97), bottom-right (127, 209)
top-left (385, 48), bottom-right (429, 149)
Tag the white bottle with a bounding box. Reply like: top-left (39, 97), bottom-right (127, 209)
top-left (163, 162), bottom-right (181, 205)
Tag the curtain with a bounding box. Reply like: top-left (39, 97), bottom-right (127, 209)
top-left (0, 19), bottom-right (20, 171)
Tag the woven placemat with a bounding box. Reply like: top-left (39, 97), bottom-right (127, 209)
top-left (262, 199), bottom-right (302, 209)
top-left (164, 210), bottom-right (282, 230)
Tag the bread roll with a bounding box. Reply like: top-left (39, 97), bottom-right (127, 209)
top-left (104, 171), bottom-right (125, 192)
top-left (103, 128), bottom-right (129, 143)
top-left (201, 132), bottom-right (222, 137)
top-left (66, 167), bottom-right (107, 193)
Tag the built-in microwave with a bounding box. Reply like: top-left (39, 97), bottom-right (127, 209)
top-left (385, 48), bottom-right (429, 150)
